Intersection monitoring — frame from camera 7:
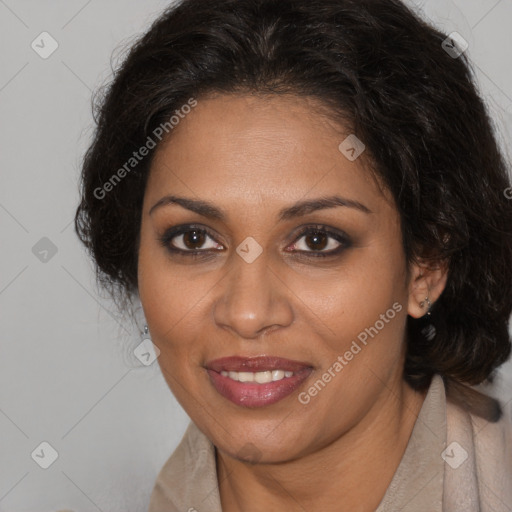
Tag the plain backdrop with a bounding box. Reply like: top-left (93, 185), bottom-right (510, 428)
top-left (1, 0), bottom-right (511, 510)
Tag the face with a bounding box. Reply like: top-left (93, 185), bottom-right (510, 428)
top-left (138, 93), bottom-right (414, 463)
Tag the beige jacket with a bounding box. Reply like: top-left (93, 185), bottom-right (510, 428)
top-left (148, 374), bottom-right (512, 511)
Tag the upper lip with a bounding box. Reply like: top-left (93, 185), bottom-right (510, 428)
top-left (206, 355), bottom-right (313, 373)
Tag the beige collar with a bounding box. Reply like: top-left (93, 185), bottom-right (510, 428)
top-left (375, 374), bottom-right (446, 511)
top-left (149, 375), bottom-right (452, 511)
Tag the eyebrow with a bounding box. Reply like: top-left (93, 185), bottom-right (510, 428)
top-left (149, 194), bottom-right (372, 221)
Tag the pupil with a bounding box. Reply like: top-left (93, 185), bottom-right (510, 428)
top-left (306, 232), bottom-right (327, 251)
top-left (184, 230), bottom-right (204, 249)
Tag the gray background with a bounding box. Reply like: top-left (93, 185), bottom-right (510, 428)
top-left (0, 0), bottom-right (511, 510)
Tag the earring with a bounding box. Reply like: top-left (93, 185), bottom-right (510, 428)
top-left (419, 297), bottom-right (432, 318)
top-left (419, 296), bottom-right (436, 341)
top-left (134, 323), bottom-right (160, 366)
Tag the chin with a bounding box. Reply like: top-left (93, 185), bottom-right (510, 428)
top-left (212, 420), bottom-right (308, 464)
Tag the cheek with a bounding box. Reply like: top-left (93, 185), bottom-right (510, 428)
top-left (138, 229), bottom-right (188, 342)
top-left (137, 247), bottom-right (210, 408)
top-left (306, 239), bottom-right (409, 377)
top-left (314, 245), bottom-right (405, 327)
top-left (138, 260), bottom-right (196, 342)
top-left (137, 234), bottom-right (216, 373)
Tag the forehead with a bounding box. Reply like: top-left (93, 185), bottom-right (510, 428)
top-left (146, 93), bottom-right (391, 216)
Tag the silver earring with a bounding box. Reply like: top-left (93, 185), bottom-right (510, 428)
top-left (142, 324), bottom-right (151, 341)
top-left (419, 297), bottom-right (432, 317)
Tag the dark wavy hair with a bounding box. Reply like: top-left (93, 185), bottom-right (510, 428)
top-left (75, 0), bottom-right (512, 392)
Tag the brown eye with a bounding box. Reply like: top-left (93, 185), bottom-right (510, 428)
top-left (304, 231), bottom-right (329, 251)
top-left (182, 229), bottom-right (207, 250)
top-left (287, 225), bottom-right (352, 258)
top-left (158, 225), bottom-right (224, 254)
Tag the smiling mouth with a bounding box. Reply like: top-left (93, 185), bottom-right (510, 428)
top-left (205, 355), bottom-right (314, 408)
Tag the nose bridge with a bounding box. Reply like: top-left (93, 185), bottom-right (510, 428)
top-left (214, 245), bottom-right (292, 338)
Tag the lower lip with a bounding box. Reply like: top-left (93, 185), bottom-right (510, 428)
top-left (206, 368), bottom-right (313, 408)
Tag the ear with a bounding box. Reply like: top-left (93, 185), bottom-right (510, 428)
top-left (407, 258), bottom-right (449, 319)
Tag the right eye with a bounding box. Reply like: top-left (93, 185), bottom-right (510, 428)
top-left (158, 224), bottom-right (224, 255)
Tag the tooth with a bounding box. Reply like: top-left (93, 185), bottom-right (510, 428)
top-left (272, 370), bottom-right (285, 381)
top-left (237, 372), bottom-right (255, 382)
top-left (220, 370), bottom-right (296, 382)
top-left (254, 371), bottom-right (272, 384)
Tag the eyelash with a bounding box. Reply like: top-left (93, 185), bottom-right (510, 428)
top-left (158, 224), bottom-right (352, 260)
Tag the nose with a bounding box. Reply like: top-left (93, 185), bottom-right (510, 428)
top-left (213, 249), bottom-right (294, 340)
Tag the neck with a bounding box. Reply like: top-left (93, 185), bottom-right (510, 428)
top-left (216, 377), bottom-right (428, 512)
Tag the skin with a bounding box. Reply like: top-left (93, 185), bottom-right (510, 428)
top-left (137, 93), bottom-right (448, 512)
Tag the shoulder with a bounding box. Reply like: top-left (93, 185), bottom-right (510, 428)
top-left (444, 376), bottom-right (512, 510)
top-left (444, 375), bottom-right (512, 445)
top-left (148, 421), bottom-right (220, 512)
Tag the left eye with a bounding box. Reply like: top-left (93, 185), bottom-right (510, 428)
top-left (287, 227), bottom-right (349, 256)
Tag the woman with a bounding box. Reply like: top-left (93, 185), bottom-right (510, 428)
top-left (74, 0), bottom-right (512, 510)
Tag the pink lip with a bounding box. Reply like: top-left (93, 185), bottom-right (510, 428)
top-left (205, 356), bottom-right (313, 408)
top-left (206, 355), bottom-right (312, 373)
